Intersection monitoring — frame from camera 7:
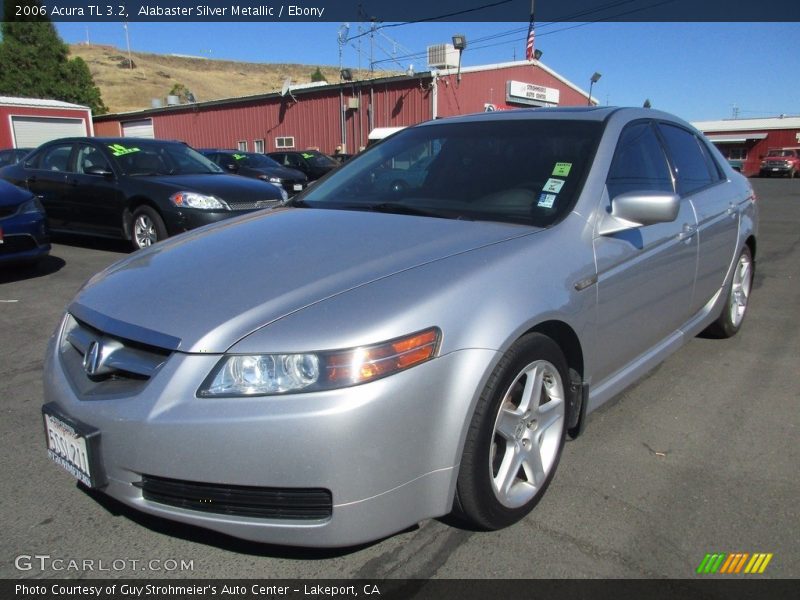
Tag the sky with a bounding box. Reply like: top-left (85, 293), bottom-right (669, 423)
top-left (54, 20), bottom-right (800, 122)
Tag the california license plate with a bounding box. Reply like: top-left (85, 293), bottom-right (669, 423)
top-left (42, 404), bottom-right (104, 488)
top-left (293, 184), bottom-right (303, 191)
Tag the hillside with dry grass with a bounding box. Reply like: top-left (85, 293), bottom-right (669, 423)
top-left (69, 44), bottom-right (395, 114)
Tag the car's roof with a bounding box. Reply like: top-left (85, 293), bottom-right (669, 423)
top-left (39, 137), bottom-right (187, 146)
top-left (421, 106), bottom-right (692, 129)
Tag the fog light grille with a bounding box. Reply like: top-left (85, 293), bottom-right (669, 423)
top-left (139, 475), bottom-right (333, 520)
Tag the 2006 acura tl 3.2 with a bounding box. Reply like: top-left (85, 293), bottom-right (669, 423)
top-left (42, 107), bottom-right (757, 547)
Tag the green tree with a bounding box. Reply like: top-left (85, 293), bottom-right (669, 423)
top-left (310, 67), bottom-right (327, 83)
top-left (0, 0), bottom-right (107, 114)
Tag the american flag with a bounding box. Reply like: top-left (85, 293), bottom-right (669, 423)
top-left (525, 2), bottom-right (536, 61)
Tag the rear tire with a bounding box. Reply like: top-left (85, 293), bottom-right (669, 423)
top-left (130, 206), bottom-right (167, 250)
top-left (705, 245), bottom-right (753, 338)
top-left (454, 333), bottom-right (568, 530)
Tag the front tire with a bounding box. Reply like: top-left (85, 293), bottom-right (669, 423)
top-left (131, 206), bottom-right (167, 250)
top-left (454, 333), bottom-right (568, 530)
top-left (705, 245), bottom-right (754, 338)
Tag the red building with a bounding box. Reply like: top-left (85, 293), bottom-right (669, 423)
top-left (694, 117), bottom-right (800, 177)
top-left (93, 61), bottom-right (594, 155)
top-left (0, 96), bottom-right (94, 149)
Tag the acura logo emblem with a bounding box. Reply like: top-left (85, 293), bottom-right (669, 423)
top-left (83, 341), bottom-right (102, 376)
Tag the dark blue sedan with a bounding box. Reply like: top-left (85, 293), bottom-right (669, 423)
top-left (0, 179), bottom-right (50, 266)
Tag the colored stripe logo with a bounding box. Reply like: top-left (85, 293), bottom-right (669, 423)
top-left (696, 553), bottom-right (773, 574)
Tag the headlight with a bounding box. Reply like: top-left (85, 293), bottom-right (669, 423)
top-left (198, 327), bottom-right (441, 397)
top-left (17, 197), bottom-right (45, 215)
top-left (169, 191), bottom-right (228, 210)
top-left (264, 176), bottom-right (283, 184)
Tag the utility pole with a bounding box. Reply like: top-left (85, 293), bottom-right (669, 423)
top-left (123, 22), bottom-right (133, 69)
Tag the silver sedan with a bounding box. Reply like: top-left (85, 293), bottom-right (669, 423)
top-left (42, 107), bottom-right (757, 547)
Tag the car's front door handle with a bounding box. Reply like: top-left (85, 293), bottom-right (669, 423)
top-left (678, 223), bottom-right (696, 242)
top-left (727, 203), bottom-right (738, 219)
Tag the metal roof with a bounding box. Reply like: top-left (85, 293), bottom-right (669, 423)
top-left (693, 117), bottom-right (800, 132)
top-left (0, 95), bottom-right (90, 110)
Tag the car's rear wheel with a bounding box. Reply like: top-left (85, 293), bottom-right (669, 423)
top-left (131, 206), bottom-right (167, 250)
top-left (454, 333), bottom-right (568, 530)
top-left (706, 245), bottom-right (753, 338)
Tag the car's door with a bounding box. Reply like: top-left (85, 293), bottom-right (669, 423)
top-left (656, 123), bottom-right (740, 314)
top-left (63, 142), bottom-right (126, 237)
top-left (22, 142), bottom-right (76, 230)
top-left (593, 121), bottom-right (699, 382)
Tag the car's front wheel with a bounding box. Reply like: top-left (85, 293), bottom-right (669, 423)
top-left (131, 206), bottom-right (167, 250)
top-left (455, 333), bottom-right (568, 530)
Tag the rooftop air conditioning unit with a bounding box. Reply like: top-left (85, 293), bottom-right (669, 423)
top-left (427, 44), bottom-right (459, 70)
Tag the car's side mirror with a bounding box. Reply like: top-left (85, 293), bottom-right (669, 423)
top-left (85, 166), bottom-right (114, 178)
top-left (598, 191), bottom-right (680, 236)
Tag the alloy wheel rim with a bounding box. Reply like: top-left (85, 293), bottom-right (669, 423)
top-left (729, 252), bottom-right (752, 327)
top-left (489, 360), bottom-right (565, 508)
top-left (134, 215), bottom-right (157, 248)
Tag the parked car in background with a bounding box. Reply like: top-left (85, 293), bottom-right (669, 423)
top-left (41, 107), bottom-right (757, 548)
top-left (0, 137), bottom-right (287, 250)
top-left (200, 149), bottom-right (308, 196)
top-left (0, 178), bottom-right (49, 266)
top-left (0, 147), bottom-right (34, 168)
top-left (759, 147), bottom-right (800, 177)
top-left (267, 149), bottom-right (339, 181)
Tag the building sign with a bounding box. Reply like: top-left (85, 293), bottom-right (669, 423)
top-left (506, 80), bottom-right (560, 107)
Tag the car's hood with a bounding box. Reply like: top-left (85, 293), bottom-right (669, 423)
top-left (129, 173), bottom-right (282, 200)
top-left (71, 208), bottom-right (538, 353)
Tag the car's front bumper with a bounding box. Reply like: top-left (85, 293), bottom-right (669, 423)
top-left (0, 212), bottom-right (50, 265)
top-left (42, 317), bottom-right (497, 547)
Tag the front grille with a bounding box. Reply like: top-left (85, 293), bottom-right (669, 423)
top-left (60, 314), bottom-right (171, 398)
top-left (0, 235), bottom-right (37, 255)
top-left (227, 199), bottom-right (282, 211)
top-left (139, 475), bottom-right (333, 520)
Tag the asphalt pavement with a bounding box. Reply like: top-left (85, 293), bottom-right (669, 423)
top-left (1, 179), bottom-right (797, 579)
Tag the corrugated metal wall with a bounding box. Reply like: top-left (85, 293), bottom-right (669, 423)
top-left (92, 64), bottom-right (597, 153)
top-left (436, 64), bottom-right (590, 118)
top-left (706, 128), bottom-right (800, 176)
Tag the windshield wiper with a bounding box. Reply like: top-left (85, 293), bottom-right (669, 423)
top-left (367, 202), bottom-right (472, 221)
top-left (366, 202), bottom-right (448, 218)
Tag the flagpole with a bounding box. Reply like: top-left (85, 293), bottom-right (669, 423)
top-left (526, 0), bottom-right (536, 62)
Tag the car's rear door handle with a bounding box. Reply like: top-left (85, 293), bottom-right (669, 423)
top-left (678, 223), bottom-right (696, 242)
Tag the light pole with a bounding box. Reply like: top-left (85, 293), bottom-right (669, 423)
top-left (452, 34), bottom-right (467, 84)
top-left (588, 72), bottom-right (601, 106)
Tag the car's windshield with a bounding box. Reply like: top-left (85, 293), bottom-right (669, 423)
top-left (767, 150), bottom-right (795, 157)
top-left (228, 152), bottom-right (282, 169)
top-left (108, 142), bottom-right (224, 176)
top-left (299, 119), bottom-right (602, 227)
top-left (302, 152), bottom-right (338, 168)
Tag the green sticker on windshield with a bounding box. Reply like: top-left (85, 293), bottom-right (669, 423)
top-left (552, 162), bottom-right (572, 177)
top-left (108, 143), bottom-right (140, 157)
top-left (233, 153), bottom-right (246, 160)
top-left (301, 152), bottom-right (315, 159)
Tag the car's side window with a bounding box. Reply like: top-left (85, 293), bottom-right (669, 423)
top-left (76, 144), bottom-right (111, 174)
top-left (607, 122), bottom-right (673, 199)
top-left (657, 123), bottom-right (715, 195)
top-left (37, 144), bottom-right (75, 173)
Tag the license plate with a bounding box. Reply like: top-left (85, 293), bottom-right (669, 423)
top-left (772, 167), bottom-right (779, 171)
top-left (293, 184), bottom-right (303, 191)
top-left (42, 404), bottom-right (104, 488)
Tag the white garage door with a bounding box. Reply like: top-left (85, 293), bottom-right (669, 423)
top-left (121, 119), bottom-right (154, 139)
top-left (11, 116), bottom-right (87, 148)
